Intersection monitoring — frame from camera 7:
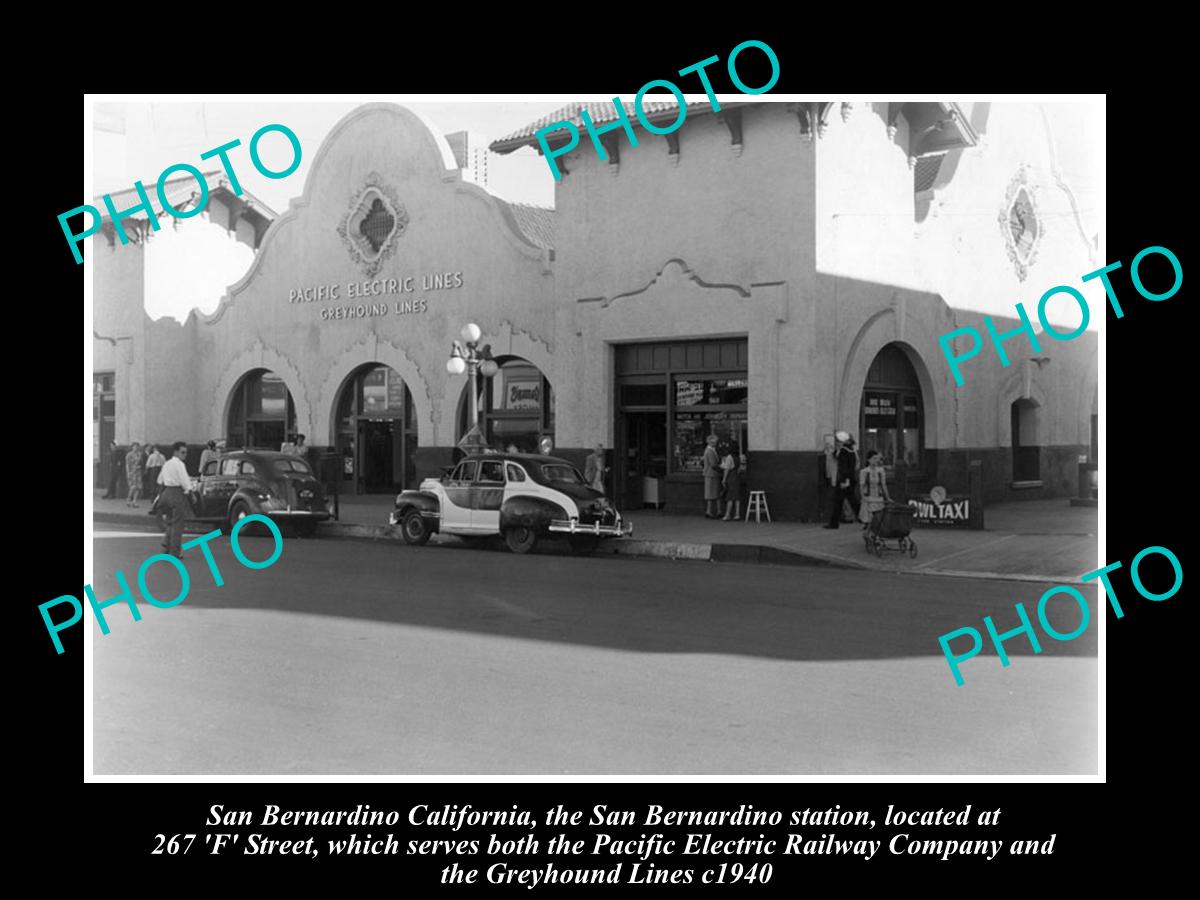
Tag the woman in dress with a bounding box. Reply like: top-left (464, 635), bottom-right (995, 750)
top-left (721, 449), bottom-right (743, 521)
top-left (858, 449), bottom-right (891, 528)
top-left (584, 443), bottom-right (608, 494)
top-left (125, 442), bottom-right (144, 507)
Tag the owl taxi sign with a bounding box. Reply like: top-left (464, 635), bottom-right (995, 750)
top-left (907, 485), bottom-right (972, 528)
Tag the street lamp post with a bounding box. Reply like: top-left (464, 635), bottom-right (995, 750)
top-left (447, 322), bottom-right (499, 452)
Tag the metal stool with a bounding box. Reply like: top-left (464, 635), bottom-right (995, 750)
top-left (745, 490), bottom-right (771, 523)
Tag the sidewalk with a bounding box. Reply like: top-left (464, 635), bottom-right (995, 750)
top-left (91, 492), bottom-right (1097, 583)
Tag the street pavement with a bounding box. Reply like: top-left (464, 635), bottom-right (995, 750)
top-left (91, 492), bottom-right (1099, 582)
top-left (90, 523), bottom-right (1097, 776)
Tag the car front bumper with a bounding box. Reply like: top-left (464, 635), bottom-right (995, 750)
top-left (549, 518), bottom-right (633, 538)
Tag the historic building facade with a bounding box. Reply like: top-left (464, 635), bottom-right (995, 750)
top-left (93, 101), bottom-right (1099, 519)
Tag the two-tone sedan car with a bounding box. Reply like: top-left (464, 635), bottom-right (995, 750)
top-left (194, 450), bottom-right (332, 536)
top-left (389, 452), bottom-right (632, 554)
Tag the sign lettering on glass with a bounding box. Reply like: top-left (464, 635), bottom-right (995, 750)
top-left (506, 380), bottom-right (541, 410)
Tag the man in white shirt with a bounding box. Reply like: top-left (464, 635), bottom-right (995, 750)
top-left (157, 441), bottom-right (193, 558)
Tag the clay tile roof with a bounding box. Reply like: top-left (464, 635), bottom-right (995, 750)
top-left (490, 99), bottom-right (731, 153)
top-left (914, 154), bottom-right (946, 193)
top-left (505, 202), bottom-right (555, 251)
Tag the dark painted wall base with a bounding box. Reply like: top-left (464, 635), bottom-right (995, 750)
top-left (359, 444), bottom-right (1090, 521)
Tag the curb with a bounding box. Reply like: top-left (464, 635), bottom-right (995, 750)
top-left (91, 512), bottom-right (1074, 583)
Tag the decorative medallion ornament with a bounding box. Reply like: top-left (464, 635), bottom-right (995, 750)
top-left (998, 166), bottom-right (1043, 281)
top-left (336, 173), bottom-right (409, 276)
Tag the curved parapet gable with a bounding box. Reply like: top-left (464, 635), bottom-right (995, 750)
top-left (182, 103), bottom-right (557, 451)
top-left (198, 103), bottom-right (548, 327)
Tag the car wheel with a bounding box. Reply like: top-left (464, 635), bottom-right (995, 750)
top-left (228, 500), bottom-right (252, 533)
top-left (401, 509), bottom-right (432, 546)
top-left (505, 524), bottom-right (537, 554)
top-left (295, 521), bottom-right (318, 539)
top-left (569, 535), bottom-right (599, 555)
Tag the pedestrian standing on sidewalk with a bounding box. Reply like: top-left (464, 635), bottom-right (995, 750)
top-left (843, 435), bottom-right (861, 523)
top-left (103, 440), bottom-right (123, 498)
top-left (199, 439), bottom-right (218, 474)
top-left (721, 449), bottom-right (744, 521)
top-left (125, 442), bottom-right (144, 507)
top-left (824, 440), bottom-right (839, 521)
top-left (702, 434), bottom-right (722, 518)
top-left (584, 443), bottom-right (608, 494)
top-left (858, 449), bottom-right (891, 529)
top-left (144, 444), bottom-right (165, 496)
top-left (824, 431), bottom-right (860, 529)
top-left (157, 441), bottom-right (192, 558)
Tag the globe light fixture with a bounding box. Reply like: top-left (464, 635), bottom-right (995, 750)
top-left (447, 323), bottom-right (497, 451)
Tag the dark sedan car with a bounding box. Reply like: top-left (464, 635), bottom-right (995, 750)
top-left (193, 450), bottom-right (331, 536)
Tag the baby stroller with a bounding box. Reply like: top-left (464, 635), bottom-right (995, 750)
top-left (863, 502), bottom-right (917, 558)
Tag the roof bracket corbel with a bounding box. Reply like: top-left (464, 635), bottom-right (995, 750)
top-left (718, 108), bottom-right (744, 156)
top-left (600, 134), bottom-right (620, 174)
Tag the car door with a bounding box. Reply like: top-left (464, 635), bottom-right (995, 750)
top-left (197, 459), bottom-right (221, 517)
top-left (206, 456), bottom-right (241, 517)
top-left (472, 459), bottom-right (506, 532)
top-left (239, 458), bottom-right (262, 509)
top-left (440, 460), bottom-right (475, 532)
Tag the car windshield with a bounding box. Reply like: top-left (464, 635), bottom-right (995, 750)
top-left (541, 464), bottom-right (585, 484)
top-left (272, 459), bottom-right (312, 475)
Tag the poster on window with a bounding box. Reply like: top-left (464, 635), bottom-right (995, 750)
top-left (864, 391), bottom-right (896, 427)
top-left (505, 377), bottom-right (541, 410)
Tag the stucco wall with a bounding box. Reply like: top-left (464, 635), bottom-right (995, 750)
top-left (93, 238), bottom-right (145, 444)
top-left (550, 103), bottom-right (817, 452)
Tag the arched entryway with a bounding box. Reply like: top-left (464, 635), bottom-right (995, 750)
top-left (333, 363), bottom-right (416, 493)
top-left (227, 369), bottom-right (296, 450)
top-left (1011, 398), bottom-right (1042, 483)
top-left (456, 356), bottom-right (554, 453)
top-left (859, 343), bottom-right (926, 473)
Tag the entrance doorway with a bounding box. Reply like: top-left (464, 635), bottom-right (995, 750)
top-left (359, 418), bottom-right (405, 492)
top-left (1011, 399), bottom-right (1041, 482)
top-left (335, 364), bottom-right (416, 494)
top-left (617, 411), bottom-right (667, 509)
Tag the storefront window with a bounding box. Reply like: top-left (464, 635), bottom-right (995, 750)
top-left (675, 377), bottom-right (749, 407)
top-left (673, 410), bottom-right (747, 472)
top-left (672, 374), bottom-right (748, 473)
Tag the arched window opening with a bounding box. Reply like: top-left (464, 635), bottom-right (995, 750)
top-left (457, 357), bottom-right (553, 454)
top-left (227, 370), bottom-right (296, 451)
top-left (860, 344), bottom-right (924, 471)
